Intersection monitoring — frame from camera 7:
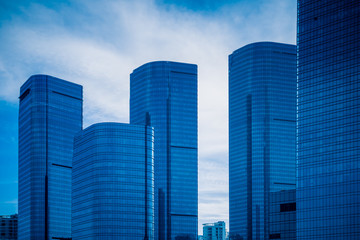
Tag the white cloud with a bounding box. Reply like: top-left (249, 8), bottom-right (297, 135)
top-left (0, 0), bottom-right (296, 234)
top-left (5, 199), bottom-right (18, 204)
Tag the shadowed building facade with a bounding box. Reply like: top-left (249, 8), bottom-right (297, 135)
top-left (297, 1), bottom-right (360, 239)
top-left (18, 75), bottom-right (82, 239)
top-left (72, 123), bottom-right (154, 239)
top-left (130, 61), bottom-right (198, 240)
top-left (269, 189), bottom-right (296, 239)
top-left (229, 42), bottom-right (297, 239)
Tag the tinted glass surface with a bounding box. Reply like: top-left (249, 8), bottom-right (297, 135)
top-left (18, 75), bottom-right (82, 239)
top-left (297, 1), bottom-right (360, 239)
top-left (72, 123), bottom-right (154, 240)
top-left (130, 61), bottom-right (198, 240)
top-left (269, 190), bottom-right (296, 240)
top-left (229, 42), bottom-right (296, 239)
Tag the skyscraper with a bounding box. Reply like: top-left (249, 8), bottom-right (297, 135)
top-left (229, 42), bottom-right (297, 239)
top-left (72, 122), bottom-right (154, 239)
top-left (297, 1), bottom-right (360, 239)
top-left (130, 61), bottom-right (198, 240)
top-left (18, 75), bottom-right (82, 239)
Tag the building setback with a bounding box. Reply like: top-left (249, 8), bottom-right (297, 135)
top-left (297, 1), bottom-right (360, 239)
top-left (18, 75), bottom-right (82, 240)
top-left (229, 42), bottom-right (297, 239)
top-left (130, 61), bottom-right (198, 240)
top-left (72, 122), bottom-right (154, 240)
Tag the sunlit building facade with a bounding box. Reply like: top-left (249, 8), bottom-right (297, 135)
top-left (229, 42), bottom-right (297, 239)
top-left (18, 75), bottom-right (82, 239)
top-left (130, 61), bottom-right (198, 240)
top-left (72, 122), bottom-right (154, 239)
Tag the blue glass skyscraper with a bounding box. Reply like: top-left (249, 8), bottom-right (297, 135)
top-left (229, 42), bottom-right (297, 240)
top-left (297, 1), bottom-right (360, 239)
top-left (130, 61), bottom-right (198, 240)
top-left (18, 75), bottom-right (82, 239)
top-left (72, 122), bottom-right (154, 240)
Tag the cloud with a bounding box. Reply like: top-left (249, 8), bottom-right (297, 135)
top-left (198, 152), bottom-right (229, 231)
top-left (3, 199), bottom-right (18, 214)
top-left (0, 0), bottom-right (296, 234)
top-left (5, 199), bottom-right (18, 204)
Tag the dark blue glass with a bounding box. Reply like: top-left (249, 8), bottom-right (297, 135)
top-left (297, 1), bottom-right (360, 239)
top-left (72, 123), bottom-right (154, 239)
top-left (18, 75), bottom-right (82, 239)
top-left (130, 61), bottom-right (198, 240)
top-left (269, 190), bottom-right (296, 240)
top-left (229, 42), bottom-right (297, 239)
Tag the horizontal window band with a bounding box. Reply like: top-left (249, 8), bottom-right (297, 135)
top-left (52, 163), bottom-right (72, 169)
top-left (170, 145), bottom-right (197, 150)
top-left (170, 70), bottom-right (197, 76)
top-left (19, 89), bottom-right (31, 101)
top-left (274, 182), bottom-right (296, 186)
top-left (273, 118), bottom-right (296, 123)
top-left (170, 213), bottom-right (198, 217)
top-left (273, 50), bottom-right (296, 56)
top-left (52, 91), bottom-right (82, 101)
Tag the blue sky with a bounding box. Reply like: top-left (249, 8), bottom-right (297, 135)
top-left (0, 0), bottom-right (296, 233)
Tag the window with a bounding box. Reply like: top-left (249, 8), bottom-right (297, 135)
top-left (280, 202), bottom-right (296, 212)
top-left (269, 233), bottom-right (281, 239)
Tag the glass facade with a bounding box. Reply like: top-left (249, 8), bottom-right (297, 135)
top-left (269, 190), bottom-right (296, 240)
top-left (229, 42), bottom-right (297, 239)
top-left (130, 61), bottom-right (198, 240)
top-left (297, 1), bottom-right (360, 239)
top-left (18, 75), bottom-right (83, 240)
top-left (0, 214), bottom-right (18, 240)
top-left (72, 122), bottom-right (154, 240)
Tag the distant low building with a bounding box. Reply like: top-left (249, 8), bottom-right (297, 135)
top-left (0, 214), bottom-right (17, 240)
top-left (203, 221), bottom-right (226, 240)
